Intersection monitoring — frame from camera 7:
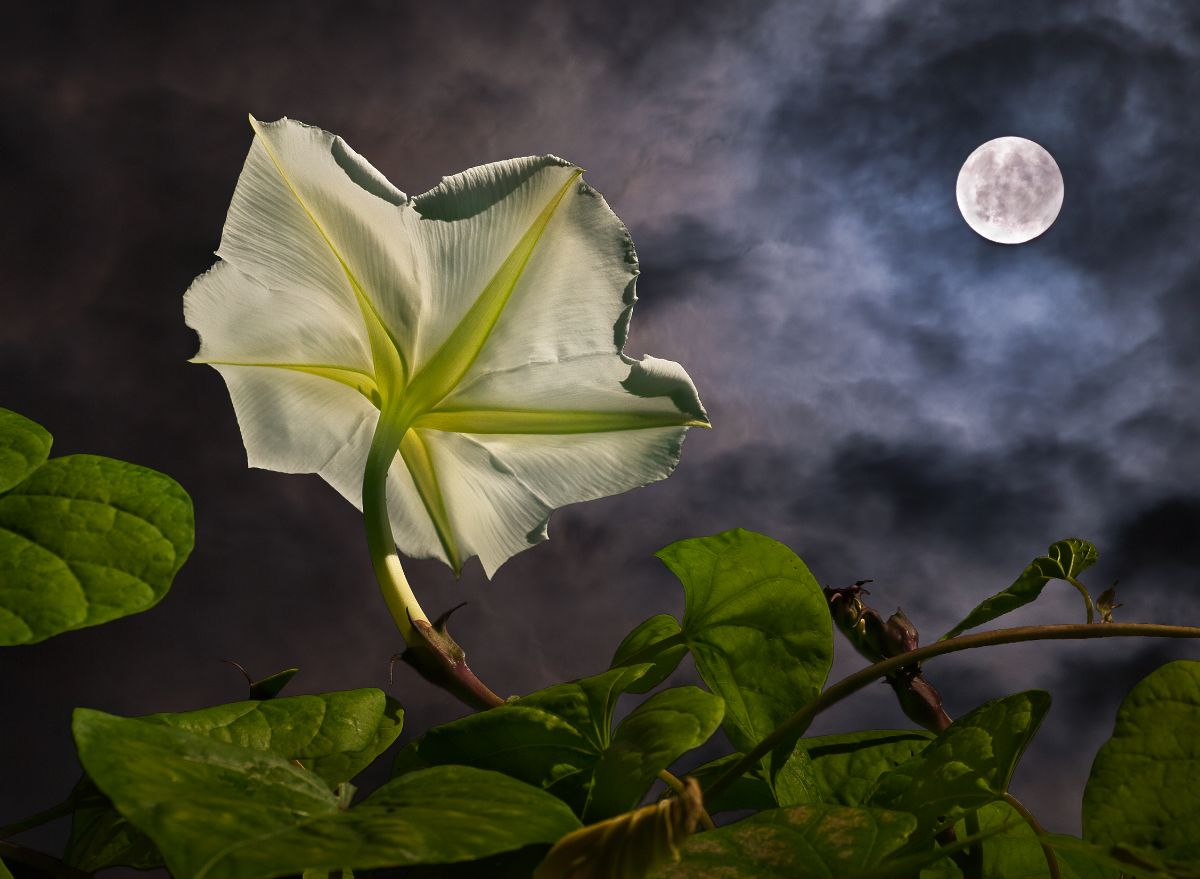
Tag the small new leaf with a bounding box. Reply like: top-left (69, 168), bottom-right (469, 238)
top-left (941, 538), bottom-right (1098, 640)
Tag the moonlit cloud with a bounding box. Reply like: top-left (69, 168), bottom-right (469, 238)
top-left (2, 0), bottom-right (1199, 842)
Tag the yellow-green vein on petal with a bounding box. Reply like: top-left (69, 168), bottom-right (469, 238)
top-left (247, 115), bottom-right (407, 402)
top-left (399, 429), bottom-right (462, 575)
top-left (398, 170), bottom-right (583, 423)
top-left (192, 359), bottom-right (382, 407)
top-left (414, 408), bottom-right (709, 435)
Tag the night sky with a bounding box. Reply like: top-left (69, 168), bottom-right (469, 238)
top-left (3, 0), bottom-right (1200, 859)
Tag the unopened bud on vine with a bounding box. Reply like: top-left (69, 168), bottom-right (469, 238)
top-left (824, 581), bottom-right (890, 662)
top-left (1097, 585), bottom-right (1122, 624)
top-left (883, 608), bottom-right (919, 657)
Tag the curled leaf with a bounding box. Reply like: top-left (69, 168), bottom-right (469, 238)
top-left (941, 538), bottom-right (1098, 639)
top-left (534, 777), bottom-right (703, 879)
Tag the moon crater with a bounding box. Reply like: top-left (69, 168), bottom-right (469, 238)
top-left (956, 136), bottom-right (1064, 244)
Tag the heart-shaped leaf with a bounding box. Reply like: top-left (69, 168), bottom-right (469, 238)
top-left (1083, 659), bottom-right (1200, 863)
top-left (74, 708), bottom-right (578, 879)
top-left (66, 689), bottom-right (402, 872)
top-left (395, 667), bottom-right (721, 819)
top-left (610, 614), bottom-right (686, 694)
top-left (611, 531), bottom-right (832, 781)
top-left (868, 691), bottom-right (1050, 835)
top-left (584, 686), bottom-right (723, 821)
top-left (0, 453), bottom-right (193, 645)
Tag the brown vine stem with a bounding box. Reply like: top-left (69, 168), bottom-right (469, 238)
top-left (704, 622), bottom-right (1200, 802)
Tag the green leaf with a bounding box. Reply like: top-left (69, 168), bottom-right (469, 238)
top-left (395, 667), bottom-right (720, 818)
top-left (770, 746), bottom-right (823, 807)
top-left (869, 691), bottom-right (1050, 835)
top-left (942, 539), bottom-right (1098, 639)
top-left (249, 666), bottom-right (300, 700)
top-left (148, 688), bottom-right (404, 786)
top-left (1049, 836), bottom-right (1197, 879)
top-left (74, 708), bottom-right (579, 879)
top-left (585, 686), bottom-right (723, 821)
top-left (64, 776), bottom-right (164, 873)
top-left (0, 454), bottom-right (194, 645)
top-left (684, 753), bottom-right (778, 814)
top-left (0, 408), bottom-right (52, 494)
top-left (1083, 659), bottom-right (1200, 862)
top-left (66, 689), bottom-right (402, 871)
top-left (682, 749), bottom-right (822, 813)
top-left (805, 730), bottom-right (934, 806)
top-left (537, 777), bottom-right (704, 879)
top-left (652, 805), bottom-right (923, 878)
top-left (921, 802), bottom-right (1120, 879)
top-left (612, 530), bottom-right (832, 755)
top-left (610, 614), bottom-right (687, 693)
top-left (0, 855), bottom-right (12, 879)
top-left (687, 731), bottom-right (930, 815)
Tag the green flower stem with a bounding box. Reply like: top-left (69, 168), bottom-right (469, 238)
top-left (363, 410), bottom-right (503, 710)
top-left (704, 622), bottom-right (1200, 802)
top-left (363, 412), bottom-right (427, 645)
top-left (658, 769), bottom-right (715, 831)
top-left (1002, 792), bottom-right (1060, 879)
top-left (1066, 576), bottom-right (1097, 624)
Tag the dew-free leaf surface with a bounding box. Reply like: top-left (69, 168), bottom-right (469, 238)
top-left (0, 408), bottom-right (52, 493)
top-left (611, 614), bottom-right (686, 693)
top-left (1083, 660), bottom-right (1200, 864)
top-left (74, 709), bottom-right (577, 879)
top-left (66, 689), bottom-right (403, 872)
top-left (610, 530), bottom-right (832, 803)
top-left (942, 539), bottom-right (1097, 639)
top-left (650, 805), bottom-right (921, 878)
top-left (804, 729), bottom-right (934, 806)
top-left (394, 667), bottom-right (721, 819)
top-left (0, 453), bottom-right (193, 646)
top-left (869, 691), bottom-right (1050, 835)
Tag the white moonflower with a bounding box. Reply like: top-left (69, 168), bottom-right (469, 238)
top-left (184, 117), bottom-right (707, 671)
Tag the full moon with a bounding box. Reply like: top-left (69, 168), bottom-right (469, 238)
top-left (956, 136), bottom-right (1064, 244)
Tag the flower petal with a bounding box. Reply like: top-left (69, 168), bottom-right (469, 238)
top-left (185, 261), bottom-right (378, 402)
top-left (211, 364), bottom-right (376, 478)
top-left (211, 362), bottom-right (447, 565)
top-left (418, 430), bottom-right (553, 578)
top-left (219, 117), bottom-right (423, 391)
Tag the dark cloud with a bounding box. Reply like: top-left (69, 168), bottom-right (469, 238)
top-left (3, 0), bottom-right (1200, 848)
